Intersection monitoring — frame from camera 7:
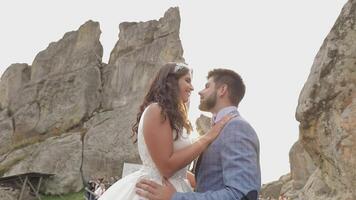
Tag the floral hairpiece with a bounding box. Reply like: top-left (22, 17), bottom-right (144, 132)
top-left (174, 63), bottom-right (188, 72)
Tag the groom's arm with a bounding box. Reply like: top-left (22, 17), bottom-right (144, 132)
top-left (172, 120), bottom-right (261, 200)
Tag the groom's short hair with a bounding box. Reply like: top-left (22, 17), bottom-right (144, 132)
top-left (207, 68), bottom-right (245, 107)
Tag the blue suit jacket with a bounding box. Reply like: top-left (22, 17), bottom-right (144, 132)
top-left (172, 107), bottom-right (261, 200)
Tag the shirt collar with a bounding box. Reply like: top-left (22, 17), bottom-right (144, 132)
top-left (213, 106), bottom-right (239, 124)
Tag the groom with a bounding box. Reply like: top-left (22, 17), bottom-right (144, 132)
top-left (136, 68), bottom-right (261, 200)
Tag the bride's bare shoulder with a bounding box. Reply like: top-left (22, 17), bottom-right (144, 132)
top-left (145, 102), bottom-right (161, 115)
top-left (144, 103), bottom-right (167, 123)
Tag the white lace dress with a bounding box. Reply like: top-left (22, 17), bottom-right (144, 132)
top-left (98, 105), bottom-right (193, 200)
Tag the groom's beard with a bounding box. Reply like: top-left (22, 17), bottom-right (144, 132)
top-left (199, 91), bottom-right (217, 112)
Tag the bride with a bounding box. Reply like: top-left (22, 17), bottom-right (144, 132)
top-left (98, 62), bottom-right (232, 200)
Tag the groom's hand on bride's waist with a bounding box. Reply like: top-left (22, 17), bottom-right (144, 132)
top-left (136, 178), bottom-right (176, 200)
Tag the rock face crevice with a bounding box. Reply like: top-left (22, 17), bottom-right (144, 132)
top-left (261, 0), bottom-right (355, 199)
top-left (0, 7), bottom-right (184, 194)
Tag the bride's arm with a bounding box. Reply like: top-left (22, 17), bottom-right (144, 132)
top-left (143, 104), bottom-right (229, 178)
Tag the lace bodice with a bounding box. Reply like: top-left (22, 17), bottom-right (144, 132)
top-left (137, 104), bottom-right (191, 180)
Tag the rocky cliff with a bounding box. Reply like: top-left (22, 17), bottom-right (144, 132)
top-left (261, 0), bottom-right (355, 199)
top-left (0, 7), bottom-right (184, 194)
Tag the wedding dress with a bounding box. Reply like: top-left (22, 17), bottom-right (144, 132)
top-left (98, 104), bottom-right (193, 200)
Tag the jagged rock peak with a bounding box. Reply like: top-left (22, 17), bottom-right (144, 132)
top-left (31, 20), bottom-right (103, 82)
top-left (102, 7), bottom-right (184, 109)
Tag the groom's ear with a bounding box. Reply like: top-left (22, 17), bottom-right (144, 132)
top-left (217, 84), bottom-right (228, 97)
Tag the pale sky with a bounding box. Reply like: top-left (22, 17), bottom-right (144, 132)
top-left (0, 0), bottom-right (347, 184)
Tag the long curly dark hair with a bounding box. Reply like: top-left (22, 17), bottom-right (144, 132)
top-left (131, 62), bottom-right (193, 143)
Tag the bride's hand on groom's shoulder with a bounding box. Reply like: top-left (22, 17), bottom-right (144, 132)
top-left (206, 114), bottom-right (236, 142)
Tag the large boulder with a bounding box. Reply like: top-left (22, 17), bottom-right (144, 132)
top-left (295, 0), bottom-right (355, 199)
top-left (0, 21), bottom-right (103, 194)
top-left (261, 1), bottom-right (356, 199)
top-left (0, 7), bottom-right (186, 195)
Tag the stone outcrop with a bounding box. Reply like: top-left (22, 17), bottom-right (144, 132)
top-left (0, 20), bottom-right (103, 195)
top-left (261, 0), bottom-right (356, 199)
top-left (260, 174), bottom-right (291, 200)
top-left (195, 114), bottom-right (211, 136)
top-left (0, 7), bottom-right (184, 195)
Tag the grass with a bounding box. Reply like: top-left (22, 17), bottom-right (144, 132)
top-left (41, 189), bottom-right (84, 200)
